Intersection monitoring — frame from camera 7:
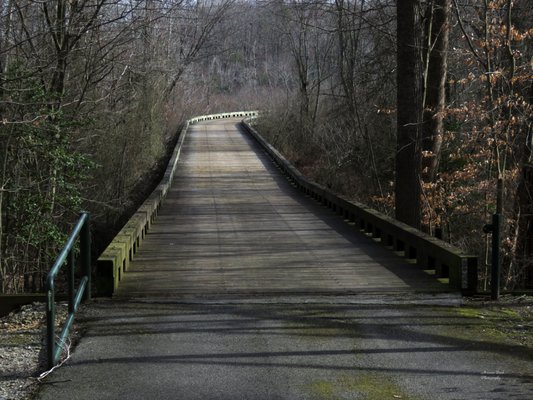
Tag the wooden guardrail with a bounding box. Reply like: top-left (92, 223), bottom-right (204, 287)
top-left (96, 111), bottom-right (258, 295)
top-left (241, 119), bottom-right (478, 294)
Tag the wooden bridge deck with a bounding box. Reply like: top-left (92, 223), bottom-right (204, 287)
top-left (115, 119), bottom-right (445, 298)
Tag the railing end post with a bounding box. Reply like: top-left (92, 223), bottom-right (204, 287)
top-left (46, 283), bottom-right (56, 369)
top-left (491, 213), bottom-right (501, 301)
top-left (81, 211), bottom-right (91, 301)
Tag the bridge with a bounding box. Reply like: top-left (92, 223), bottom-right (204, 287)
top-left (95, 112), bottom-right (477, 298)
top-left (36, 113), bottom-right (533, 400)
top-left (110, 116), bottom-right (446, 298)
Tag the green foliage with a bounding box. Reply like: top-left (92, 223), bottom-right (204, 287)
top-left (1, 62), bottom-right (95, 292)
top-left (0, 0), bottom-right (225, 294)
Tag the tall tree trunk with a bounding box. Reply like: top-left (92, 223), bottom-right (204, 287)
top-left (395, 0), bottom-right (423, 228)
top-left (422, 0), bottom-right (449, 183)
top-left (509, 82), bottom-right (533, 287)
top-left (0, 0), bottom-right (13, 81)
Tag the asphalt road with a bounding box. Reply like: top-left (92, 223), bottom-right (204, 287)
top-left (36, 295), bottom-right (533, 400)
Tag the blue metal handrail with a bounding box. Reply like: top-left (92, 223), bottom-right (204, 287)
top-left (46, 212), bottom-right (91, 368)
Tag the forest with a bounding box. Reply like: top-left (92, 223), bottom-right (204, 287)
top-left (0, 0), bottom-right (531, 294)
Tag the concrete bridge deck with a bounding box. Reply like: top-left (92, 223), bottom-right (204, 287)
top-left (115, 118), bottom-right (444, 298)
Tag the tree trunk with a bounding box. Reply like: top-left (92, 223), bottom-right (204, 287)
top-left (422, 0), bottom-right (449, 183)
top-left (509, 82), bottom-right (533, 287)
top-left (0, 0), bottom-right (14, 91)
top-left (395, 0), bottom-right (423, 228)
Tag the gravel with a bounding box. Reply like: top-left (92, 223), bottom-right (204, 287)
top-left (0, 302), bottom-right (69, 400)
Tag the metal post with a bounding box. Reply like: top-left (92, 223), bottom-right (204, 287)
top-left (81, 212), bottom-right (91, 301)
top-left (491, 213), bottom-right (501, 300)
top-left (68, 250), bottom-right (75, 314)
top-left (46, 282), bottom-right (56, 369)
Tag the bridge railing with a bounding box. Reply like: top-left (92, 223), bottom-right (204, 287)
top-left (242, 119), bottom-right (478, 294)
top-left (96, 111), bottom-right (258, 295)
top-left (46, 212), bottom-right (91, 368)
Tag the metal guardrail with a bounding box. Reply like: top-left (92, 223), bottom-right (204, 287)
top-left (96, 111), bottom-right (258, 295)
top-left (242, 119), bottom-right (478, 294)
top-left (46, 212), bottom-right (91, 368)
